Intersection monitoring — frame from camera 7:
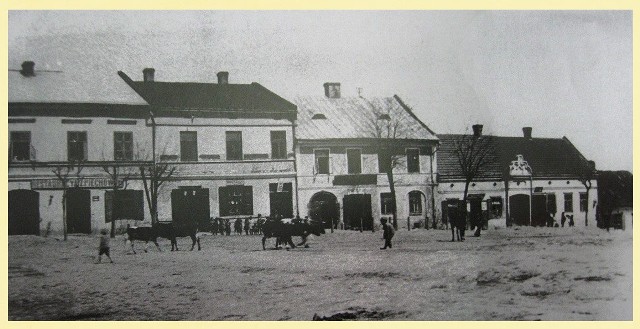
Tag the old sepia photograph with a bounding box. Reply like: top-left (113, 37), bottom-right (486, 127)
top-left (7, 10), bottom-right (633, 321)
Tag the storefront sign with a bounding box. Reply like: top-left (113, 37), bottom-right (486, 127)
top-left (31, 178), bottom-right (123, 190)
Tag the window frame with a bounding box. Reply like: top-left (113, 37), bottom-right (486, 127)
top-left (219, 185), bottom-right (253, 216)
top-left (179, 131), bottom-right (198, 162)
top-left (113, 131), bottom-right (134, 161)
top-left (408, 191), bottom-right (423, 215)
top-left (270, 131), bottom-right (287, 159)
top-left (10, 131), bottom-right (31, 161)
top-left (380, 192), bottom-right (394, 215)
top-left (564, 192), bottom-right (574, 212)
top-left (314, 148), bottom-right (330, 175)
top-left (579, 192), bottom-right (588, 212)
top-left (406, 148), bottom-right (420, 173)
top-left (346, 148), bottom-right (362, 174)
top-left (226, 131), bottom-right (243, 161)
top-left (67, 131), bottom-right (88, 161)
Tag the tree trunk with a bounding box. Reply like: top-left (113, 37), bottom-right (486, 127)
top-left (584, 187), bottom-right (590, 227)
top-left (387, 171), bottom-right (398, 230)
top-left (62, 190), bottom-right (67, 241)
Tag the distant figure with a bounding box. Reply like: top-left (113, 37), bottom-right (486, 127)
top-left (568, 214), bottom-right (575, 227)
top-left (244, 217), bottom-right (251, 235)
top-left (225, 219), bottom-right (231, 236)
top-left (560, 212), bottom-right (566, 227)
top-left (217, 218), bottom-right (225, 236)
top-left (380, 218), bottom-right (395, 250)
top-left (96, 229), bottom-right (114, 264)
top-left (234, 218), bottom-right (243, 235)
top-left (547, 213), bottom-right (555, 227)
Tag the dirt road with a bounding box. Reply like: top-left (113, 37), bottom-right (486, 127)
top-left (8, 225), bottom-right (632, 320)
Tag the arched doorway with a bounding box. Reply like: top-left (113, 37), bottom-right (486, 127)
top-left (9, 189), bottom-right (40, 235)
top-left (509, 194), bottom-right (530, 226)
top-left (308, 191), bottom-right (339, 229)
top-left (408, 190), bottom-right (427, 217)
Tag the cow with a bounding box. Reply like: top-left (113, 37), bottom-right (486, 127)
top-left (125, 224), bottom-right (162, 254)
top-left (261, 218), bottom-right (325, 250)
top-left (125, 222), bottom-right (201, 253)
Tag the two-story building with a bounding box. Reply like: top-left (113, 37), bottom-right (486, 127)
top-left (437, 125), bottom-right (598, 228)
top-left (8, 61), bottom-right (152, 235)
top-left (294, 83), bottom-right (439, 230)
top-left (119, 69), bottom-right (298, 224)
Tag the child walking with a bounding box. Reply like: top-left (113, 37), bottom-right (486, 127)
top-left (380, 218), bottom-right (395, 250)
top-left (96, 229), bottom-right (114, 264)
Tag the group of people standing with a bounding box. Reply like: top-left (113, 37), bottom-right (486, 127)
top-left (210, 215), bottom-right (267, 236)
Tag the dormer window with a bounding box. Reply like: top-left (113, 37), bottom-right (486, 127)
top-left (378, 114), bottom-right (391, 120)
top-left (312, 113), bottom-right (327, 120)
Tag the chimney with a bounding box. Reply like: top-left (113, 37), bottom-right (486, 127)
top-left (323, 82), bottom-right (341, 98)
top-left (217, 71), bottom-right (229, 84)
top-left (523, 127), bottom-right (532, 139)
top-left (143, 68), bottom-right (155, 82)
top-left (472, 124), bottom-right (483, 137)
top-left (20, 61), bottom-right (35, 77)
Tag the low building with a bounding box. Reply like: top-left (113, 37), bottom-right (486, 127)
top-left (437, 125), bottom-right (598, 228)
top-left (294, 83), bottom-right (439, 230)
top-left (9, 61), bottom-right (151, 235)
top-left (597, 170), bottom-right (632, 230)
top-left (119, 69), bottom-right (298, 223)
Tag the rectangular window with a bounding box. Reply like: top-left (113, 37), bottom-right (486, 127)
top-left (219, 185), bottom-right (253, 216)
top-left (10, 131), bottom-right (31, 161)
top-left (407, 148), bottom-right (420, 173)
top-left (114, 132), bottom-right (133, 161)
top-left (490, 197), bottom-right (503, 219)
top-left (347, 149), bottom-right (362, 174)
top-left (579, 192), bottom-right (588, 212)
top-left (180, 131), bottom-right (198, 161)
top-left (67, 131), bottom-right (87, 161)
top-left (270, 131), bottom-right (287, 159)
top-left (546, 193), bottom-right (557, 214)
top-left (409, 191), bottom-right (422, 215)
top-left (564, 193), bottom-right (573, 212)
top-left (226, 131), bottom-right (243, 160)
top-left (378, 149), bottom-right (391, 173)
top-left (380, 192), bottom-right (394, 215)
top-left (314, 149), bottom-right (330, 174)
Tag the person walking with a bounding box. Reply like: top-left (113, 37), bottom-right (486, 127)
top-left (380, 217), bottom-right (395, 250)
top-left (96, 229), bottom-right (114, 264)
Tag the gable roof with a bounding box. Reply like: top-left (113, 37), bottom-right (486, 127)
top-left (9, 67), bottom-right (147, 106)
top-left (294, 95), bottom-right (438, 141)
top-left (437, 134), bottom-right (591, 181)
top-left (118, 71), bottom-right (296, 115)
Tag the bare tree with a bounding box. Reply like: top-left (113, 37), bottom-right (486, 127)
top-left (452, 129), bottom-right (495, 236)
top-left (365, 97), bottom-right (413, 230)
top-left (579, 160), bottom-right (596, 227)
top-left (101, 163), bottom-right (135, 237)
top-left (51, 160), bottom-right (85, 241)
top-left (139, 147), bottom-right (176, 224)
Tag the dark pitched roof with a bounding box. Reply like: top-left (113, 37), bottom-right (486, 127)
top-left (437, 134), bottom-right (590, 181)
top-left (294, 95), bottom-right (438, 141)
top-left (597, 171), bottom-right (633, 208)
top-left (118, 71), bottom-right (296, 115)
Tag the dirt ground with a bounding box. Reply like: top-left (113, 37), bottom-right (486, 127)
top-left (7, 224), bottom-right (633, 321)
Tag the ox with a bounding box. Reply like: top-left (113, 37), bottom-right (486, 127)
top-left (126, 222), bottom-right (201, 253)
top-left (261, 218), bottom-right (325, 250)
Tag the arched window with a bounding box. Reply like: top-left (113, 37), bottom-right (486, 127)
top-left (408, 191), bottom-right (423, 215)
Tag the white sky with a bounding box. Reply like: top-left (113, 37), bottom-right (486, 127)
top-left (8, 10), bottom-right (632, 171)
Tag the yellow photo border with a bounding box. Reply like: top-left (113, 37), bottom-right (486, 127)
top-left (2, 1), bottom-right (638, 328)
